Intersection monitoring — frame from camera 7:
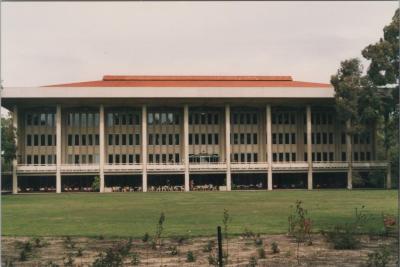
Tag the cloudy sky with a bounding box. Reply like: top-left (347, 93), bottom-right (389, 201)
top-left (1, 1), bottom-right (397, 87)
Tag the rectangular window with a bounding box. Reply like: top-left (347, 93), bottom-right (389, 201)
top-left (34, 155), bottom-right (39, 164)
top-left (88, 155), bottom-right (93, 164)
top-left (174, 114), bottom-right (180, 125)
top-left (246, 133), bottom-right (251, 145)
top-left (279, 153), bottom-right (284, 162)
top-left (316, 133), bottom-right (321, 144)
top-left (214, 134), bottom-right (219, 145)
top-left (68, 135), bottom-right (72, 146)
top-left (195, 134), bottom-right (199, 145)
top-left (108, 134), bottom-right (113, 145)
top-left (27, 114), bottom-right (32, 125)
top-left (273, 153), bottom-right (277, 162)
top-left (240, 153), bottom-right (245, 162)
top-left (360, 152), bottom-right (365, 161)
top-left (88, 135), bottom-right (93, 146)
top-left (27, 155), bottom-right (32, 164)
top-left (81, 113), bottom-right (87, 127)
top-left (135, 134), bottom-right (140, 145)
top-left (240, 133), bottom-right (245, 145)
top-left (252, 114), bottom-right (258, 124)
top-left (74, 134), bottom-right (80, 146)
top-left (161, 113), bottom-right (167, 124)
top-left (304, 153), bottom-right (308, 161)
top-left (122, 154), bottom-right (127, 164)
top-left (33, 114), bottom-right (39, 125)
top-left (95, 134), bottom-right (100, 145)
top-left (189, 134), bottom-right (193, 145)
top-left (329, 152), bottom-right (334, 161)
top-left (175, 154), bottom-right (180, 163)
top-left (128, 134), bottom-right (133, 145)
top-left (322, 133), bottom-right (327, 144)
top-left (291, 133), bottom-right (296, 144)
top-left (148, 134), bottom-right (153, 145)
top-left (74, 155), bottom-right (79, 164)
top-left (285, 133), bottom-right (290, 144)
top-left (366, 152), bottom-right (371, 161)
top-left (246, 153), bottom-right (252, 162)
top-left (148, 113), bottom-right (154, 125)
top-left (161, 134), bottom-right (167, 145)
top-left (27, 135), bottom-right (32, 146)
top-left (208, 133), bottom-right (213, 145)
top-left (122, 134), bottom-right (127, 145)
top-left (329, 133), bottom-right (334, 144)
top-left (41, 155), bottom-right (45, 164)
top-left (201, 134), bottom-right (206, 145)
top-left (155, 134), bottom-right (160, 145)
top-left (354, 152), bottom-right (359, 161)
top-left (278, 133), bottom-right (283, 144)
top-left (47, 135), bottom-right (53, 146)
top-left (121, 114), bottom-right (127, 125)
top-left (246, 114), bottom-right (251, 124)
top-left (272, 133), bottom-right (277, 144)
top-left (253, 133), bottom-right (257, 145)
top-left (33, 135), bottom-right (39, 146)
top-left (317, 152), bottom-right (322, 161)
top-left (285, 153), bottom-right (290, 162)
top-left (115, 135), bottom-right (120, 145)
top-left (82, 135), bottom-right (87, 146)
top-left (40, 113), bottom-right (46, 125)
top-left (341, 152), bottom-right (347, 161)
top-left (207, 114), bottom-right (213, 124)
top-left (234, 133), bottom-right (239, 145)
top-left (214, 114), bottom-right (219, 124)
top-left (341, 133), bottom-right (346, 144)
top-left (149, 154), bottom-right (154, 163)
top-left (290, 113), bottom-right (296, 124)
top-left (323, 152), bottom-right (328, 161)
top-left (194, 114), bottom-right (199, 124)
top-left (41, 134), bottom-right (46, 146)
top-left (168, 134), bottom-right (173, 145)
top-left (115, 154), bottom-right (120, 164)
top-left (253, 153), bottom-right (258, 162)
top-left (81, 155), bottom-right (86, 164)
top-left (129, 154), bottom-right (134, 164)
top-left (291, 153), bottom-right (296, 161)
top-left (127, 114), bottom-right (133, 125)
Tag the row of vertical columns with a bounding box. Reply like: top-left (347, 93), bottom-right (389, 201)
top-left (142, 105), bottom-right (148, 192)
top-left (99, 105), bottom-right (105, 192)
top-left (56, 105), bottom-right (62, 193)
top-left (266, 105), bottom-right (273, 190)
top-left (183, 105), bottom-right (190, 191)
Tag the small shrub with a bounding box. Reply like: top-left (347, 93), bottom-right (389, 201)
top-left (186, 251), bottom-right (196, 262)
top-left (64, 236), bottom-right (76, 249)
top-left (257, 247), bottom-right (266, 259)
top-left (323, 206), bottom-right (369, 250)
top-left (131, 252), bottom-right (140, 266)
top-left (142, 232), bottom-right (150, 243)
top-left (91, 176), bottom-right (100, 192)
top-left (271, 241), bottom-right (280, 254)
top-left (76, 247), bottom-right (84, 257)
top-left (366, 246), bottom-right (391, 267)
top-left (203, 240), bottom-right (215, 252)
top-left (248, 256), bottom-right (258, 267)
top-left (32, 237), bottom-right (45, 248)
top-left (169, 245), bottom-right (179, 256)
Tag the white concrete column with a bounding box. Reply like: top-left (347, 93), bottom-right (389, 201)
top-left (225, 104), bottom-right (231, 191)
top-left (99, 105), bottom-right (105, 193)
top-left (142, 105), bottom-right (148, 192)
top-left (306, 105), bottom-right (313, 190)
top-left (56, 105), bottom-right (62, 193)
top-left (266, 105), bottom-right (273, 190)
top-left (12, 106), bottom-right (18, 194)
top-left (183, 105), bottom-right (190, 191)
top-left (346, 120), bottom-right (352, 190)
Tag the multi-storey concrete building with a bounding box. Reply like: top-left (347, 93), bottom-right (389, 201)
top-left (1, 75), bottom-right (390, 193)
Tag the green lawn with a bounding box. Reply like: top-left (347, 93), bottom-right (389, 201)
top-left (2, 190), bottom-right (397, 237)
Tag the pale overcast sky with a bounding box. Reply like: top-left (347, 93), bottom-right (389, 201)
top-left (1, 1), bottom-right (398, 87)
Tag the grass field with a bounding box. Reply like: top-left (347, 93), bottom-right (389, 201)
top-left (2, 190), bottom-right (397, 237)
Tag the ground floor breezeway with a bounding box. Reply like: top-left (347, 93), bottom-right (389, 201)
top-left (5, 170), bottom-right (389, 193)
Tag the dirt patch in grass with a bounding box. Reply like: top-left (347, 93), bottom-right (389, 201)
top-left (2, 234), bottom-right (398, 266)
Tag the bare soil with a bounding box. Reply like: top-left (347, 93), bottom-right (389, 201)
top-left (2, 234), bottom-right (398, 267)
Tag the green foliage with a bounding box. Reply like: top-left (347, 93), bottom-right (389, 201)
top-left (91, 239), bottom-right (132, 267)
top-left (271, 241), bottom-right (280, 254)
top-left (323, 206), bottom-right (369, 250)
top-left (366, 246), bottom-right (391, 267)
top-left (91, 176), bottom-right (100, 192)
top-left (152, 212), bottom-right (165, 249)
top-left (1, 116), bottom-right (17, 164)
top-left (288, 201), bottom-right (312, 244)
top-left (186, 250), bottom-right (196, 262)
top-left (257, 247), bottom-right (266, 259)
top-left (222, 209), bottom-right (231, 261)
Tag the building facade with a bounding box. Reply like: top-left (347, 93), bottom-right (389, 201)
top-left (1, 75), bottom-right (390, 193)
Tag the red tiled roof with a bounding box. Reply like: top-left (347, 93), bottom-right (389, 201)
top-left (45, 75), bottom-right (331, 88)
